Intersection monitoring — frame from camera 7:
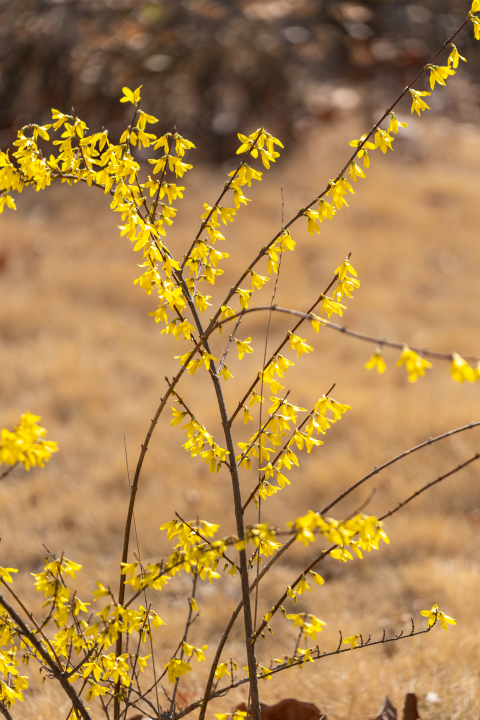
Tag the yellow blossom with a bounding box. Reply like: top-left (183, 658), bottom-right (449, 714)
top-left (396, 347), bottom-right (432, 382)
top-left (342, 634), bottom-right (360, 650)
top-left (450, 353), bottom-right (476, 383)
top-left (409, 89), bottom-right (431, 115)
top-left (365, 348), bottom-right (387, 374)
top-left (420, 604), bottom-right (456, 631)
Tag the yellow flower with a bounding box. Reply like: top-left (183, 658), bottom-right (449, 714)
top-left (348, 161), bottom-right (366, 182)
top-left (0, 567), bottom-right (18, 583)
top-left (310, 571), bottom-right (324, 586)
top-left (409, 89), bottom-right (431, 115)
top-left (450, 353), bottom-right (476, 383)
top-left (348, 135), bottom-right (375, 164)
top-left (375, 128), bottom-right (394, 154)
top-left (448, 44), bottom-right (467, 68)
top-left (120, 86), bottom-right (142, 104)
top-left (296, 575), bottom-right (312, 594)
top-left (387, 113), bottom-right (408, 134)
top-left (236, 338), bottom-right (253, 360)
top-left (164, 657), bottom-right (192, 683)
top-left (214, 663), bottom-right (231, 680)
top-left (396, 347), bottom-right (432, 382)
top-left (219, 365), bottom-right (234, 381)
top-left (365, 348), bottom-right (387, 374)
top-left (428, 64), bottom-right (455, 89)
top-left (420, 604), bottom-right (456, 631)
top-left (342, 634), bottom-right (360, 650)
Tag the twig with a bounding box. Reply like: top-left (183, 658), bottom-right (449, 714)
top-left (236, 390), bottom-right (291, 468)
top-left (379, 452), bottom-right (480, 522)
top-left (321, 421), bottom-right (480, 515)
top-left (175, 512), bottom-right (240, 571)
top-left (242, 382), bottom-right (336, 512)
top-left (181, 129), bottom-right (264, 270)
top-left (177, 620), bottom-right (438, 719)
top-left (0, 464), bottom-right (17, 482)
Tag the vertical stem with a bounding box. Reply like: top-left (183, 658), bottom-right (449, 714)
top-left (170, 571), bottom-right (199, 715)
top-left (177, 275), bottom-right (261, 720)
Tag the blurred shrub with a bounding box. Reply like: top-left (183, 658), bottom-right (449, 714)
top-left (1, 0), bottom-right (480, 159)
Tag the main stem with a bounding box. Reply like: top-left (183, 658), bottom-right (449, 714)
top-left (178, 276), bottom-right (262, 720)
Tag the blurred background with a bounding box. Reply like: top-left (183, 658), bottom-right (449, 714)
top-left (2, 0), bottom-right (480, 158)
top-left (2, 1), bottom-right (480, 719)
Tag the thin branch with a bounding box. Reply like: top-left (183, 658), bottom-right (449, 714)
top-left (379, 452), bottom-right (480, 522)
top-left (242, 382), bottom-right (336, 512)
top-left (321, 421), bottom-right (480, 516)
top-left (320, 319), bottom-right (480, 364)
top-left (218, 316), bottom-right (243, 374)
top-left (175, 513), bottom-right (240, 571)
top-left (0, 464), bottom-right (17, 482)
top-left (169, 570), bottom-right (199, 714)
top-left (177, 620), bottom-right (437, 718)
top-left (236, 390), bottom-right (291, 468)
top-left (0, 704), bottom-right (14, 720)
top-left (181, 129), bottom-right (264, 270)
top-left (228, 275), bottom-right (340, 426)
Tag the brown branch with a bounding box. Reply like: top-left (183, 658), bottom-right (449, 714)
top-left (321, 421), bottom-right (480, 516)
top-left (0, 464), bottom-right (17, 482)
top-left (379, 452), bottom-right (480, 522)
top-left (0, 592), bottom-right (92, 720)
top-left (178, 619), bottom-right (437, 718)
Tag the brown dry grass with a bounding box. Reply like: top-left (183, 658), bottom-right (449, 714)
top-left (2, 115), bottom-right (480, 720)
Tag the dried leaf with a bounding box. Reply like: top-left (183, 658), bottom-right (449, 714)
top-left (403, 693), bottom-right (420, 720)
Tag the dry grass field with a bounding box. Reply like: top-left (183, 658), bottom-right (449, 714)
top-left (2, 113), bottom-right (480, 719)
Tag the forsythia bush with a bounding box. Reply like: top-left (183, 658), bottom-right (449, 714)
top-left (1, 4), bottom-right (480, 720)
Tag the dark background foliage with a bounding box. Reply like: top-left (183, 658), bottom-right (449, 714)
top-left (1, 0), bottom-right (479, 159)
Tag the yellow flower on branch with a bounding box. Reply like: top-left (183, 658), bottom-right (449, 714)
top-left (365, 348), bottom-right (387, 374)
top-left (164, 657), bottom-right (192, 684)
top-left (296, 575), bottom-right (312, 594)
top-left (428, 64), bottom-right (455, 89)
top-left (348, 161), bottom-right (366, 182)
top-left (120, 86), bottom-right (142, 105)
top-left (342, 634), bottom-right (360, 650)
top-left (409, 89), bottom-right (431, 115)
top-left (396, 347), bottom-right (432, 382)
top-left (288, 332), bottom-right (314, 358)
top-left (450, 353), bottom-right (476, 383)
top-left (471, 14), bottom-right (480, 39)
top-left (0, 567), bottom-right (18, 584)
top-left (375, 128), bottom-right (394, 154)
top-left (305, 208), bottom-right (320, 235)
top-left (349, 134), bottom-right (375, 167)
top-left (387, 113), bottom-right (408, 134)
top-left (420, 604), bottom-right (456, 631)
top-left (448, 44), bottom-right (467, 68)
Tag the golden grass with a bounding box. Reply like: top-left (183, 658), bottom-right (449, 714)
top-left (1, 115), bottom-right (480, 719)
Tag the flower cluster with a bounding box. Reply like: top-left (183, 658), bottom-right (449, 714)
top-left (0, 412), bottom-right (58, 470)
